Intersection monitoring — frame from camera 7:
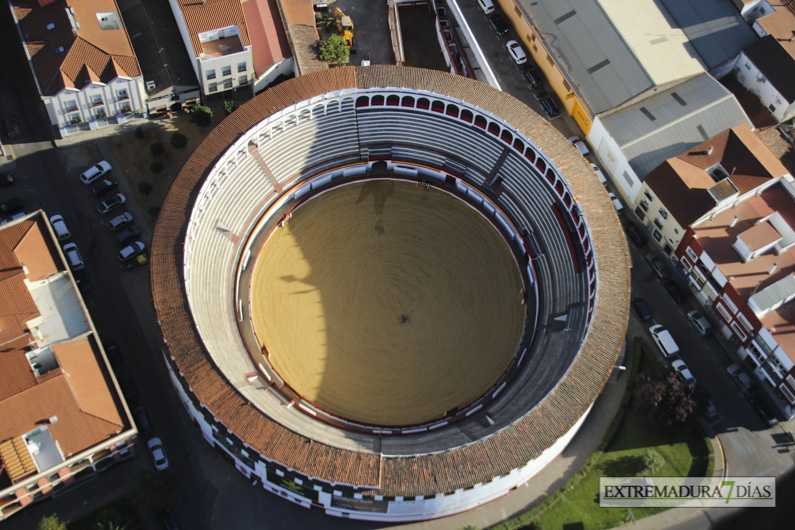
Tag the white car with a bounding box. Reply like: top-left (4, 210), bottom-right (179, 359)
top-left (671, 359), bottom-right (696, 387)
top-left (62, 242), bottom-right (84, 271)
top-left (590, 163), bottom-right (607, 187)
top-left (79, 160), bottom-right (111, 185)
top-left (119, 241), bottom-right (145, 262)
top-left (506, 40), bottom-right (528, 64)
top-left (608, 192), bottom-right (624, 214)
top-left (649, 324), bottom-right (679, 358)
top-left (49, 214), bottom-right (71, 241)
top-left (568, 136), bottom-right (590, 157)
top-left (147, 437), bottom-right (169, 471)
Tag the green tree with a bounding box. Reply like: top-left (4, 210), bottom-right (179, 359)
top-left (170, 132), bottom-right (188, 150)
top-left (223, 99), bottom-right (236, 116)
top-left (132, 471), bottom-right (179, 513)
top-left (150, 160), bottom-right (164, 174)
top-left (138, 182), bottom-right (154, 197)
top-left (190, 103), bottom-right (213, 127)
top-left (318, 34), bottom-right (350, 67)
top-left (37, 514), bottom-right (68, 530)
top-left (150, 142), bottom-right (164, 157)
top-left (642, 449), bottom-right (665, 476)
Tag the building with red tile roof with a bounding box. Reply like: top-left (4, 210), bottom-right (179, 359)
top-left (634, 124), bottom-right (790, 255)
top-left (168, 0), bottom-right (290, 97)
top-left (151, 66), bottom-right (629, 521)
top-left (675, 179), bottom-right (795, 418)
top-left (8, 0), bottom-right (147, 136)
top-left (0, 213), bottom-right (136, 521)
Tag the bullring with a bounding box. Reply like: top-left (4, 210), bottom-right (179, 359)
top-left (151, 66), bottom-right (630, 521)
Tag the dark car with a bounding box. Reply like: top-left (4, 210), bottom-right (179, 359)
top-left (118, 373), bottom-right (139, 403)
top-left (72, 268), bottom-right (91, 293)
top-left (645, 254), bottom-right (670, 279)
top-left (664, 280), bottom-right (686, 304)
top-left (625, 224), bottom-right (647, 247)
top-left (116, 225), bottom-right (141, 246)
top-left (91, 177), bottom-right (118, 197)
top-left (523, 66), bottom-right (543, 89)
top-left (488, 13), bottom-right (510, 35)
top-left (632, 297), bottom-right (652, 321)
top-left (0, 173), bottom-right (14, 186)
top-left (97, 193), bottom-right (126, 215)
top-left (133, 405), bottom-right (152, 435)
top-left (104, 341), bottom-right (122, 367)
top-left (0, 197), bottom-right (23, 216)
top-left (3, 115), bottom-right (21, 138)
top-left (535, 92), bottom-right (559, 118)
top-left (158, 506), bottom-right (179, 530)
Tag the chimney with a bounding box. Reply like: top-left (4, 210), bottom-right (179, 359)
top-left (768, 262), bottom-right (778, 275)
top-left (706, 146), bottom-right (713, 156)
top-left (729, 215), bottom-right (739, 228)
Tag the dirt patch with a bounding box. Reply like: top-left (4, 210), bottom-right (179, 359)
top-left (107, 110), bottom-right (227, 229)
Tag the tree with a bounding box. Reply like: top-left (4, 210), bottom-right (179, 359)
top-left (138, 182), bottom-right (153, 197)
top-left (641, 449), bottom-right (665, 476)
top-left (318, 34), bottom-right (350, 67)
top-left (37, 514), bottom-right (68, 530)
top-left (132, 471), bottom-right (179, 513)
top-left (150, 142), bottom-right (164, 157)
top-left (134, 126), bottom-right (145, 140)
top-left (170, 132), bottom-right (188, 150)
top-left (223, 99), bottom-right (236, 116)
top-left (632, 368), bottom-right (706, 427)
top-left (190, 103), bottom-right (213, 127)
top-left (150, 160), bottom-right (164, 173)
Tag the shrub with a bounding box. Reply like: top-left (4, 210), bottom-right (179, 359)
top-left (150, 142), bottom-right (164, 157)
top-left (170, 132), bottom-right (188, 150)
top-left (37, 514), bottom-right (68, 530)
top-left (138, 182), bottom-right (153, 197)
top-left (134, 126), bottom-right (145, 140)
top-left (318, 34), bottom-right (350, 67)
top-left (150, 160), bottom-right (164, 173)
top-left (190, 103), bottom-right (213, 127)
top-left (642, 449), bottom-right (665, 476)
top-left (223, 99), bottom-right (236, 115)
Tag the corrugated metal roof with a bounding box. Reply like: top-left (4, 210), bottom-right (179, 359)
top-left (516, 0), bottom-right (652, 114)
top-left (659, 0), bottom-right (757, 69)
top-left (600, 73), bottom-right (752, 179)
top-left (750, 273), bottom-right (795, 315)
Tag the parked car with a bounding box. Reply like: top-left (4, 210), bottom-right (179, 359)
top-left (608, 192), bottom-right (624, 214)
top-left (625, 223), bottom-right (647, 247)
top-left (62, 242), bottom-right (85, 271)
top-left (91, 177), bottom-right (118, 197)
top-left (568, 136), bottom-right (590, 157)
top-left (488, 12), bottom-right (510, 35)
top-left (97, 193), bottom-right (126, 215)
top-left (645, 254), bottom-right (669, 279)
top-left (727, 364), bottom-right (755, 396)
top-left (477, 0), bottom-right (495, 15)
top-left (704, 400), bottom-right (718, 419)
top-left (147, 438), bottom-right (169, 471)
top-left (590, 163), bottom-right (607, 187)
top-left (1, 198), bottom-right (24, 217)
top-left (158, 507), bottom-right (179, 530)
top-left (118, 372), bottom-right (139, 403)
top-left (535, 92), bottom-right (560, 118)
top-left (664, 279), bottom-right (686, 304)
top-left (3, 114), bottom-right (21, 138)
top-left (522, 66), bottom-right (543, 89)
top-left (671, 359), bottom-right (696, 387)
top-left (133, 405), bottom-right (152, 435)
top-left (0, 173), bottom-right (14, 186)
top-left (104, 341), bottom-right (122, 367)
top-left (49, 214), bottom-right (71, 241)
top-left (687, 310), bottom-right (712, 336)
top-left (80, 160), bottom-right (111, 185)
top-left (506, 40), bottom-right (528, 64)
top-left (116, 225), bottom-right (141, 246)
top-left (650, 324), bottom-right (679, 358)
top-left (107, 212), bottom-right (134, 231)
top-left (118, 241), bottom-right (145, 262)
top-left (632, 297), bottom-right (652, 321)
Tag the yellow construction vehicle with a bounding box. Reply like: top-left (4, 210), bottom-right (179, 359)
top-left (334, 7), bottom-right (355, 52)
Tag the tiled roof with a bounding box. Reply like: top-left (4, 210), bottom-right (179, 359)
top-left (12, 0), bottom-right (141, 96)
top-left (173, 0), bottom-right (251, 58)
top-left (0, 216), bottom-right (128, 482)
top-left (242, 0), bottom-right (291, 75)
top-left (738, 221), bottom-right (782, 252)
top-left (744, 35), bottom-right (795, 102)
top-left (275, 0), bottom-right (326, 75)
top-left (756, 7), bottom-right (795, 61)
top-left (280, 0), bottom-right (315, 26)
top-left (647, 124), bottom-right (789, 226)
top-left (151, 66), bottom-right (630, 495)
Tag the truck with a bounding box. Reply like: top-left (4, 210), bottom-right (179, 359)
top-left (334, 7), bottom-right (355, 52)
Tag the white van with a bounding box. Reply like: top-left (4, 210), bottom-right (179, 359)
top-left (49, 214), bottom-right (71, 241)
top-left (478, 0), bottom-right (495, 14)
top-left (649, 324), bottom-right (679, 358)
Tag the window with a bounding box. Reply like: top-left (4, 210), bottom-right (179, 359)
top-left (223, 79), bottom-right (233, 89)
top-left (65, 100), bottom-right (78, 112)
top-left (780, 384), bottom-right (795, 405)
top-left (634, 205), bottom-right (646, 221)
top-left (238, 62), bottom-right (246, 73)
top-left (515, 6), bottom-right (522, 18)
top-left (206, 69), bottom-right (216, 80)
top-left (222, 65), bottom-right (231, 77)
top-left (715, 302), bottom-right (732, 323)
top-left (117, 89), bottom-right (128, 101)
top-left (767, 356), bottom-right (785, 379)
top-left (685, 246), bottom-right (697, 262)
top-left (680, 257), bottom-right (692, 272)
top-left (208, 82), bottom-right (218, 93)
top-left (623, 171), bottom-right (633, 187)
top-left (653, 217), bottom-right (664, 230)
top-left (546, 54), bottom-right (554, 66)
top-left (644, 189), bottom-right (655, 201)
top-left (238, 75), bottom-right (247, 86)
top-left (91, 95), bottom-right (103, 107)
top-left (658, 207), bottom-right (668, 219)
top-left (651, 228), bottom-right (662, 242)
top-left (639, 198), bottom-right (649, 212)
top-left (120, 102), bottom-right (131, 113)
top-left (46, 22), bottom-right (55, 31)
top-left (722, 293), bottom-right (739, 314)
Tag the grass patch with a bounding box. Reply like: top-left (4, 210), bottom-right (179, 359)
top-left (490, 339), bottom-right (714, 530)
top-left (68, 497), bottom-right (143, 530)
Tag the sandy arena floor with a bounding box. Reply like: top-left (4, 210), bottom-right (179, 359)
top-left (250, 180), bottom-right (525, 426)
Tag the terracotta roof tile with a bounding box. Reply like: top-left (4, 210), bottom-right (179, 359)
top-left (279, 0), bottom-right (315, 26)
top-left (241, 0), bottom-right (290, 75)
top-left (174, 0), bottom-right (251, 57)
top-left (14, 219), bottom-right (61, 281)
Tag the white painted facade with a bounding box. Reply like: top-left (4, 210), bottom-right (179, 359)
top-left (587, 116), bottom-right (642, 203)
top-left (733, 51), bottom-right (795, 123)
top-left (46, 76), bottom-right (147, 136)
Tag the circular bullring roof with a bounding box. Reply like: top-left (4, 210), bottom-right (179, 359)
top-left (151, 66), bottom-right (630, 498)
